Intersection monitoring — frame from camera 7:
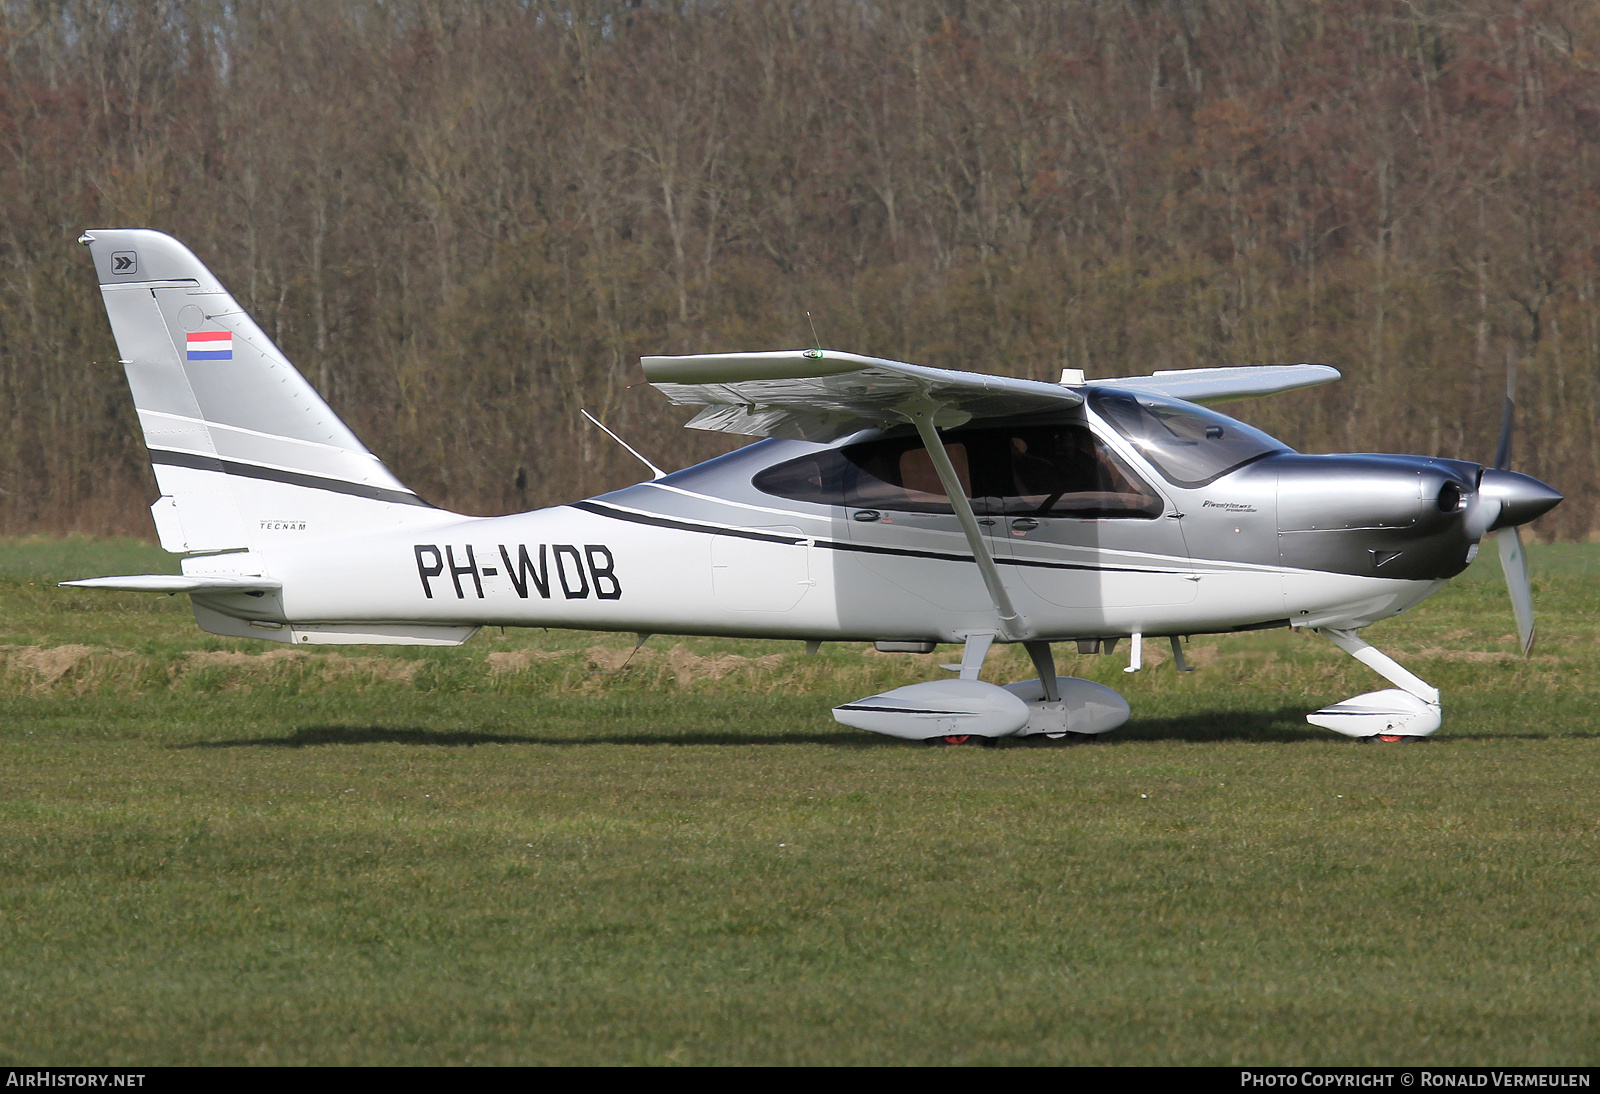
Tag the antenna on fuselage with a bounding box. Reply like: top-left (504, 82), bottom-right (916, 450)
top-left (806, 311), bottom-right (822, 354)
top-left (579, 408), bottom-right (667, 481)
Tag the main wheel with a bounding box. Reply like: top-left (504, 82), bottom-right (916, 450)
top-left (931, 734), bottom-right (993, 746)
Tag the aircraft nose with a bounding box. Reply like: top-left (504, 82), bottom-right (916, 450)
top-left (1480, 468), bottom-right (1563, 530)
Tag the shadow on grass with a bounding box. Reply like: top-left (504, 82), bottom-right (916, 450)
top-left (177, 707), bottom-right (1332, 750)
top-left (177, 724), bottom-right (886, 749)
top-left (1439, 730), bottom-right (1600, 741)
top-left (1117, 706), bottom-right (1326, 743)
top-left (1118, 709), bottom-right (1600, 744)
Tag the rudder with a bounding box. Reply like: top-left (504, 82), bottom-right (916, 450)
top-left (80, 229), bottom-right (452, 552)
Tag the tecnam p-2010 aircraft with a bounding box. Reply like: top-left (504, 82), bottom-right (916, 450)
top-left (68, 230), bottom-right (1561, 745)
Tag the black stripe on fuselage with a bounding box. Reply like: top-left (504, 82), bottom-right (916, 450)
top-left (571, 500), bottom-right (809, 546)
top-left (570, 499), bottom-right (1179, 576)
top-left (149, 448), bottom-right (434, 508)
top-left (833, 705), bottom-right (972, 715)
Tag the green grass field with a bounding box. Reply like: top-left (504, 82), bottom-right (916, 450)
top-left (2, 536), bottom-right (1596, 1065)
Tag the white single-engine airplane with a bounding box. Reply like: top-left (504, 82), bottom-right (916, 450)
top-left (67, 230), bottom-right (1562, 744)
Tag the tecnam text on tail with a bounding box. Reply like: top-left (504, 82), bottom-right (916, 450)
top-left (67, 230), bottom-right (1561, 744)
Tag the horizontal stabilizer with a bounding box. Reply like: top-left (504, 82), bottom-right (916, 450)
top-left (1094, 364), bottom-right (1340, 404)
top-left (60, 574), bottom-right (282, 594)
top-left (187, 605), bottom-right (479, 646)
top-left (644, 349), bottom-right (1083, 442)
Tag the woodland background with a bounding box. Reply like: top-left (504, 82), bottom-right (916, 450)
top-left (1, 0), bottom-right (1597, 538)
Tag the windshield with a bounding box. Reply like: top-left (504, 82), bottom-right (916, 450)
top-left (1087, 388), bottom-right (1290, 488)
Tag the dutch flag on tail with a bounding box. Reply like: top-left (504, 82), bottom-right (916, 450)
top-left (186, 330), bottom-right (233, 361)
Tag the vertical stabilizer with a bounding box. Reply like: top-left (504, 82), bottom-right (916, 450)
top-left (80, 229), bottom-right (453, 552)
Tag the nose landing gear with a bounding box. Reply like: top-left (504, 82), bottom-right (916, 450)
top-left (1306, 627), bottom-right (1441, 741)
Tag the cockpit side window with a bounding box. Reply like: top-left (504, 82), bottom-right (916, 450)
top-left (847, 439), bottom-right (973, 508)
top-left (1002, 427), bottom-right (1163, 517)
top-left (752, 424), bottom-right (1162, 518)
top-left (1087, 388), bottom-right (1291, 488)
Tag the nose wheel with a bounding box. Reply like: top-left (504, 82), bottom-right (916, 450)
top-left (1306, 628), bottom-right (1442, 741)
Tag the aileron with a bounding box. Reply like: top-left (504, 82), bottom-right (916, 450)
top-left (1094, 364), bottom-right (1340, 404)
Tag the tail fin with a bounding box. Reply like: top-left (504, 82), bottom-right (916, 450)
top-left (80, 229), bottom-right (451, 553)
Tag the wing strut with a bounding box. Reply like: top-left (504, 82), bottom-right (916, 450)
top-left (901, 400), bottom-right (1029, 642)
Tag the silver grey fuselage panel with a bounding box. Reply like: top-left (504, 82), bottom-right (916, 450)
top-left (187, 388), bottom-right (1558, 647)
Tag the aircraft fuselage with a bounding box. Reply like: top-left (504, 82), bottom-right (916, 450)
top-left (184, 399), bottom-right (1536, 649)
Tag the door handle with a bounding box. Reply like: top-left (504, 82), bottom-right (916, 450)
top-left (852, 509), bottom-right (880, 522)
top-left (1010, 518), bottom-right (1040, 531)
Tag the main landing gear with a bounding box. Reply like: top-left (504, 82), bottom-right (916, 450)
top-left (832, 633), bottom-right (1131, 744)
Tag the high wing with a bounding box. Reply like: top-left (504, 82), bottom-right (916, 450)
top-left (1093, 364), bottom-right (1340, 404)
top-left (643, 351), bottom-right (1339, 440)
top-left (642, 349), bottom-right (1084, 442)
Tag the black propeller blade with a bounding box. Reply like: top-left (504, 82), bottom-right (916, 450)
top-left (1493, 351), bottom-right (1517, 471)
